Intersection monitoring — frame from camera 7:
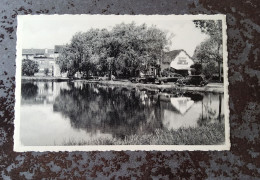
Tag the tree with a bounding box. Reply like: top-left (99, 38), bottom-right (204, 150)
top-left (107, 23), bottom-right (170, 77)
top-left (22, 59), bottom-right (39, 76)
top-left (193, 20), bottom-right (223, 82)
top-left (202, 61), bottom-right (218, 79)
top-left (57, 23), bottom-right (171, 78)
top-left (190, 63), bottom-right (202, 75)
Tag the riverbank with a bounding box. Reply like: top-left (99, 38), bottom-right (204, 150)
top-left (22, 76), bottom-right (224, 93)
top-left (83, 80), bottom-right (224, 93)
top-left (22, 76), bottom-right (69, 81)
top-left (63, 123), bottom-right (225, 145)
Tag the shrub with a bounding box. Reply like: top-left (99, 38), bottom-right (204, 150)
top-left (22, 59), bottom-right (39, 76)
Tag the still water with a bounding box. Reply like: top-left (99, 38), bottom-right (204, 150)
top-left (20, 81), bottom-right (224, 146)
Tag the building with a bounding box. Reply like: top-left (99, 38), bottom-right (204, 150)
top-left (161, 49), bottom-right (194, 76)
top-left (33, 56), bottom-right (55, 76)
top-left (22, 49), bottom-right (55, 59)
top-left (22, 49), bottom-right (45, 60)
top-left (22, 47), bottom-right (65, 77)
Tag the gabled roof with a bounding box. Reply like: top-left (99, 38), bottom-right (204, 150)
top-left (162, 49), bottom-right (193, 64)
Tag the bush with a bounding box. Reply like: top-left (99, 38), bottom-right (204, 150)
top-left (161, 68), bottom-right (175, 77)
top-left (190, 63), bottom-right (202, 75)
top-left (202, 61), bottom-right (218, 79)
top-left (22, 59), bottom-right (39, 76)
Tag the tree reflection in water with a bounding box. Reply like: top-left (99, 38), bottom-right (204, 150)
top-left (53, 83), bottom-right (163, 139)
top-left (21, 82), bottom-right (38, 100)
top-left (52, 82), bottom-right (224, 139)
top-left (20, 80), bottom-right (225, 141)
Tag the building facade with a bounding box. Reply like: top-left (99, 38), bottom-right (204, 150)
top-left (22, 47), bottom-right (65, 77)
top-left (161, 50), bottom-right (194, 76)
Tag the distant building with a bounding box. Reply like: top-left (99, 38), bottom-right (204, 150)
top-left (161, 49), bottom-right (194, 76)
top-left (22, 49), bottom-right (54, 59)
top-left (22, 49), bottom-right (45, 60)
top-left (22, 47), bottom-right (65, 77)
top-left (33, 56), bottom-right (55, 76)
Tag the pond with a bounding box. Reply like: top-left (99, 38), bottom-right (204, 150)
top-left (20, 80), bottom-right (225, 146)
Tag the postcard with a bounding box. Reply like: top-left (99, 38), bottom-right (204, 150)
top-left (14, 14), bottom-right (229, 151)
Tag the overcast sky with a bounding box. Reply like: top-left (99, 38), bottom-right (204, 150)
top-left (19, 15), bottom-right (210, 56)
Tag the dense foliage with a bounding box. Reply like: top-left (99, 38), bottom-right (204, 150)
top-left (190, 63), bottom-right (202, 75)
top-left (161, 68), bottom-right (176, 77)
top-left (57, 23), bottom-right (171, 78)
top-left (193, 20), bottom-right (223, 81)
top-left (22, 59), bottom-right (39, 76)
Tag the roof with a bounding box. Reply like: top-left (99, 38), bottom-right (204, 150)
top-left (162, 49), bottom-right (193, 64)
top-left (34, 56), bottom-right (54, 59)
top-left (54, 45), bottom-right (65, 53)
top-left (22, 49), bottom-right (45, 55)
top-left (46, 49), bottom-right (54, 54)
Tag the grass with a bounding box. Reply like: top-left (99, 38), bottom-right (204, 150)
top-left (62, 123), bottom-right (225, 146)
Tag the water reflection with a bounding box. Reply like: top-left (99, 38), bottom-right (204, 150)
top-left (21, 83), bottom-right (38, 100)
top-left (21, 81), bottom-right (224, 145)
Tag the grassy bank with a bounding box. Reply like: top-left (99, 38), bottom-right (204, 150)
top-left (21, 76), bottom-right (224, 93)
top-left (90, 80), bottom-right (224, 93)
top-left (63, 123), bottom-right (225, 146)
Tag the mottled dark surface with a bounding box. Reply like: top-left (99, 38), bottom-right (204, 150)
top-left (0, 0), bottom-right (259, 179)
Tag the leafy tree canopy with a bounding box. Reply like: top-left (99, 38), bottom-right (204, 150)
top-left (193, 20), bottom-right (223, 81)
top-left (57, 22), bottom-right (172, 78)
top-left (193, 20), bottom-right (222, 44)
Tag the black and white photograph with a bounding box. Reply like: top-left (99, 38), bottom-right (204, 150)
top-left (14, 15), bottom-right (229, 151)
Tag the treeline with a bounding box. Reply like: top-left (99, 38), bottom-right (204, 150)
top-left (57, 22), bottom-right (171, 78)
top-left (192, 20), bottom-right (223, 81)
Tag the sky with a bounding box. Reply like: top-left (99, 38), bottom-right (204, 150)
top-left (19, 15), bottom-right (210, 56)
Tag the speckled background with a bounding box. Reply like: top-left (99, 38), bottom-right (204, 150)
top-left (0, 0), bottom-right (259, 179)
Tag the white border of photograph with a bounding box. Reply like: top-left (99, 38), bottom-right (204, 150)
top-left (14, 14), bottom-right (230, 152)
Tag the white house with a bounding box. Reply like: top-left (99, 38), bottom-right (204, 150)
top-left (162, 49), bottom-right (194, 76)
